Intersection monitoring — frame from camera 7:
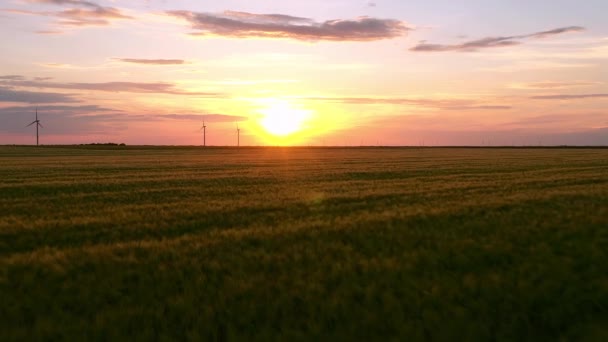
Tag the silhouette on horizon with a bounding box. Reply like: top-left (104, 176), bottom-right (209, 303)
top-left (26, 108), bottom-right (43, 146)
top-left (200, 119), bottom-right (207, 147)
top-left (236, 123), bottom-right (241, 147)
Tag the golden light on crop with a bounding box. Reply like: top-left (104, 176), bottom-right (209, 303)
top-left (258, 100), bottom-right (311, 137)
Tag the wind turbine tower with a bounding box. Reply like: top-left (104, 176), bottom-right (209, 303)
top-left (201, 120), bottom-right (207, 147)
top-left (236, 123), bottom-right (241, 147)
top-left (26, 108), bottom-right (43, 146)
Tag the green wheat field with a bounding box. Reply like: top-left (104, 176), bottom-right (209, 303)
top-left (1, 146), bottom-right (607, 341)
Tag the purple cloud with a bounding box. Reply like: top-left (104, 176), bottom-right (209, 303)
top-left (155, 114), bottom-right (248, 122)
top-left (4, 0), bottom-right (132, 28)
top-left (531, 94), bottom-right (608, 100)
top-left (114, 58), bottom-right (187, 65)
top-left (411, 26), bottom-right (584, 52)
top-left (306, 96), bottom-right (511, 110)
top-left (1, 76), bottom-right (220, 96)
top-left (0, 86), bottom-right (78, 103)
top-left (167, 10), bottom-right (411, 41)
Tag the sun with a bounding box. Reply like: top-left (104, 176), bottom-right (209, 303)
top-left (258, 100), bottom-right (311, 137)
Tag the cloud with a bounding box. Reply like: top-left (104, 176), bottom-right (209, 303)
top-left (410, 26), bottom-right (584, 52)
top-left (0, 75), bottom-right (25, 80)
top-left (220, 11), bottom-right (313, 24)
top-left (0, 104), bottom-right (126, 136)
top-left (530, 94), bottom-right (608, 100)
top-left (0, 104), bottom-right (114, 114)
top-left (442, 105), bottom-right (512, 111)
top-left (0, 76), bottom-right (220, 96)
top-left (509, 81), bottom-right (601, 90)
top-left (338, 114), bottom-right (608, 146)
top-left (55, 7), bottom-right (131, 26)
top-left (4, 0), bottom-right (132, 28)
top-left (155, 114), bottom-right (248, 122)
top-left (28, 0), bottom-right (101, 8)
top-left (0, 105), bottom-right (245, 123)
top-left (0, 86), bottom-right (78, 103)
top-left (166, 10), bottom-right (410, 41)
top-left (114, 58), bottom-right (187, 65)
top-left (502, 112), bottom-right (608, 128)
top-left (215, 79), bottom-right (299, 85)
top-left (479, 61), bottom-right (596, 73)
top-left (306, 96), bottom-right (511, 110)
top-left (34, 30), bottom-right (64, 34)
top-left (411, 38), bottom-right (521, 52)
top-left (527, 26), bottom-right (585, 38)
top-left (0, 113), bottom-right (250, 148)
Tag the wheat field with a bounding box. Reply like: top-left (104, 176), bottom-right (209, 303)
top-left (1, 146), bottom-right (607, 340)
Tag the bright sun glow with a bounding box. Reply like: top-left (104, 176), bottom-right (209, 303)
top-left (259, 100), bottom-right (311, 137)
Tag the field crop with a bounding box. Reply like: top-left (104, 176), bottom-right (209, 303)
top-left (1, 146), bottom-right (607, 340)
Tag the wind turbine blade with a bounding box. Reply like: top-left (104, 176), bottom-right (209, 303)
top-left (38, 123), bottom-right (44, 128)
top-left (26, 121), bottom-right (36, 127)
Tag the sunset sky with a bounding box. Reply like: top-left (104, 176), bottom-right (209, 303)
top-left (1, 0), bottom-right (607, 146)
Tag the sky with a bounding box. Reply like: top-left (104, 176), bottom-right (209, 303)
top-left (0, 0), bottom-right (607, 146)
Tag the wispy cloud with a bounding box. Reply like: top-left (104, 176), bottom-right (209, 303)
top-left (155, 114), bottom-right (248, 122)
top-left (28, 0), bottom-right (102, 8)
top-left (215, 79), bottom-right (299, 86)
top-left (0, 76), bottom-right (220, 96)
top-left (0, 86), bottom-right (78, 103)
top-left (0, 104), bottom-right (113, 114)
top-left (34, 30), bottom-right (64, 34)
top-left (0, 104), bottom-right (248, 138)
top-left (509, 81), bottom-right (601, 90)
top-left (4, 0), bottom-right (132, 29)
top-left (411, 26), bottom-right (584, 52)
top-left (114, 58), bottom-right (187, 65)
top-left (0, 75), bottom-right (25, 81)
top-left (305, 96), bottom-right (511, 110)
top-left (0, 104), bottom-right (126, 136)
top-left (478, 61), bottom-right (596, 73)
top-left (166, 10), bottom-right (411, 41)
top-left (40, 63), bottom-right (72, 68)
top-left (501, 112), bottom-right (608, 128)
top-left (531, 94), bottom-right (608, 100)
top-left (55, 7), bottom-right (131, 26)
top-left (526, 26), bottom-right (586, 39)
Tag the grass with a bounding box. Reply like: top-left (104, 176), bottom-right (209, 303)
top-left (1, 146), bottom-right (607, 341)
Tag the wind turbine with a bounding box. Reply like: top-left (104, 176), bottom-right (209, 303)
top-left (236, 122), bottom-right (241, 147)
top-left (26, 108), bottom-right (43, 146)
top-left (200, 119), bottom-right (207, 147)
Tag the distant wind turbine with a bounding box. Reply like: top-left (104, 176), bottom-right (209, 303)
top-left (26, 108), bottom-right (43, 146)
top-left (200, 119), bottom-right (207, 147)
top-left (236, 122), bottom-right (241, 147)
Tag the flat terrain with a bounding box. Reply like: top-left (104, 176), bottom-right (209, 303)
top-left (1, 146), bottom-right (607, 341)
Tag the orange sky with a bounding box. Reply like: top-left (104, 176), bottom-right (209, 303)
top-left (1, 0), bottom-right (607, 145)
